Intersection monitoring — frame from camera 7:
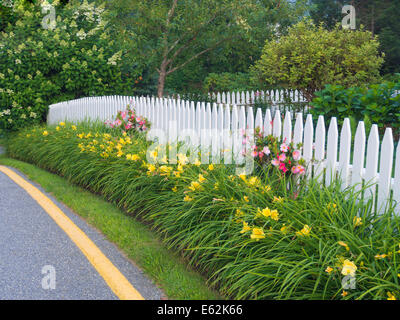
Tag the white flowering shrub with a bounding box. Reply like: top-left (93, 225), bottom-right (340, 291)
top-left (0, 0), bottom-right (142, 132)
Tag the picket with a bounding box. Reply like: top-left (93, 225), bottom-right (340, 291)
top-left (377, 128), bottom-right (394, 213)
top-left (325, 117), bottom-right (338, 187)
top-left (338, 118), bottom-right (351, 189)
top-left (314, 116), bottom-right (326, 183)
top-left (47, 95), bottom-right (400, 213)
top-left (351, 122), bottom-right (366, 194)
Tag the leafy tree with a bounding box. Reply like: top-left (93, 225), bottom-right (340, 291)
top-left (251, 20), bottom-right (384, 102)
top-left (0, 0), bottom-right (142, 132)
top-left (105, 0), bottom-right (308, 97)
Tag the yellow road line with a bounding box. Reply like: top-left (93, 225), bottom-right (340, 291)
top-left (0, 165), bottom-right (144, 300)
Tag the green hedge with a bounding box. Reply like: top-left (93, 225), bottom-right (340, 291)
top-left (6, 123), bottom-right (400, 300)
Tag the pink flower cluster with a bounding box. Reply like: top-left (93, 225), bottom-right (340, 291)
top-left (105, 104), bottom-right (150, 133)
top-left (244, 127), bottom-right (306, 176)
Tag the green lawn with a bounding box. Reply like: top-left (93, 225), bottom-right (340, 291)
top-left (0, 155), bottom-right (221, 300)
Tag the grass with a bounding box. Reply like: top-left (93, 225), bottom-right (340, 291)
top-left (0, 154), bottom-right (221, 300)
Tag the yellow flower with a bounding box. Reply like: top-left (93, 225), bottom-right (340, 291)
top-left (375, 254), bottom-right (388, 260)
top-left (188, 181), bottom-right (202, 191)
top-left (325, 266), bottom-right (333, 274)
top-left (184, 195), bottom-right (193, 202)
top-left (240, 221), bottom-right (251, 234)
top-left (42, 131), bottom-right (48, 136)
top-left (247, 176), bottom-right (260, 187)
top-left (77, 133), bottom-right (84, 139)
top-left (198, 174), bottom-right (206, 183)
top-left (264, 185), bottom-right (272, 192)
top-left (235, 209), bottom-right (244, 218)
top-left (71, 125), bottom-right (77, 131)
top-left (387, 292), bottom-right (397, 300)
top-left (150, 150), bottom-right (158, 159)
top-left (250, 227), bottom-right (265, 241)
top-left (56, 126), bottom-right (60, 131)
top-left (280, 225), bottom-right (289, 234)
top-left (172, 186), bottom-right (178, 193)
top-left (159, 165), bottom-right (172, 176)
top-left (341, 259), bottom-right (357, 277)
top-left (341, 291), bottom-right (348, 297)
top-left (194, 159), bottom-right (201, 166)
top-left (208, 164), bottom-right (214, 171)
top-left (117, 150), bottom-right (124, 157)
top-left (131, 154), bottom-right (140, 161)
top-left (327, 202), bottom-right (337, 212)
top-left (273, 196), bottom-right (283, 203)
top-left (338, 241), bottom-right (350, 251)
top-left (147, 164), bottom-right (156, 175)
top-left (353, 216), bottom-right (362, 227)
top-left (177, 153), bottom-right (189, 165)
top-left (296, 225), bottom-right (311, 237)
top-left (126, 154), bottom-right (133, 160)
top-left (243, 196), bottom-right (249, 202)
top-left (257, 207), bottom-right (279, 221)
top-left (59, 122), bottom-right (65, 126)
top-left (238, 174), bottom-right (247, 182)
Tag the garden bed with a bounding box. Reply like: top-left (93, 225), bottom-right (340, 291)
top-left (5, 122), bottom-right (400, 300)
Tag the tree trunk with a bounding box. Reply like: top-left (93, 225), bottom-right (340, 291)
top-left (157, 61), bottom-right (168, 98)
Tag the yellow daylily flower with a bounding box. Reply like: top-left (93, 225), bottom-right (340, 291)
top-left (296, 225), bottom-right (311, 237)
top-left (341, 259), bottom-right (357, 277)
top-left (250, 227), bottom-right (265, 241)
top-left (240, 221), bottom-right (251, 234)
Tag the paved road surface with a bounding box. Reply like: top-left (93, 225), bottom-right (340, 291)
top-left (0, 166), bottom-right (163, 300)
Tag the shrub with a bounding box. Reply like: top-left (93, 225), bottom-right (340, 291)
top-left (310, 79), bottom-right (400, 136)
top-left (251, 20), bottom-right (384, 102)
top-left (6, 122), bottom-right (400, 300)
top-left (0, 0), bottom-right (142, 132)
top-left (203, 72), bottom-right (254, 93)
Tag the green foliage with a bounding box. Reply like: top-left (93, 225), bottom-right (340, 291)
top-left (311, 78), bottom-right (400, 135)
top-left (0, 0), bottom-right (142, 132)
top-left (203, 72), bottom-right (254, 92)
top-left (251, 20), bottom-right (384, 102)
top-left (309, 0), bottom-right (400, 75)
top-left (6, 122), bottom-right (400, 300)
top-left (105, 0), bottom-right (308, 96)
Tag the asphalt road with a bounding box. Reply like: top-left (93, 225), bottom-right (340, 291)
top-left (0, 166), bottom-right (164, 300)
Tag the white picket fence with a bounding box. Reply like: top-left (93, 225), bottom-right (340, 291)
top-left (208, 89), bottom-right (307, 106)
top-left (48, 95), bottom-right (399, 213)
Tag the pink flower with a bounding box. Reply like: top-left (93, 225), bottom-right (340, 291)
top-left (278, 153), bottom-right (286, 162)
top-left (271, 159), bottom-right (280, 167)
top-left (251, 145), bottom-right (257, 151)
top-left (262, 146), bottom-right (270, 155)
top-left (297, 165), bottom-right (305, 175)
top-left (252, 151), bottom-right (258, 158)
top-left (258, 151), bottom-right (264, 159)
top-left (242, 137), bottom-right (249, 145)
top-left (279, 162), bottom-right (288, 173)
top-left (280, 143), bottom-right (289, 153)
top-left (125, 123), bottom-right (132, 130)
top-left (292, 150), bottom-right (301, 161)
top-left (291, 166), bottom-right (300, 174)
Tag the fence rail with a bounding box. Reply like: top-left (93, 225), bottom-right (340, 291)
top-left (48, 95), bottom-right (399, 213)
